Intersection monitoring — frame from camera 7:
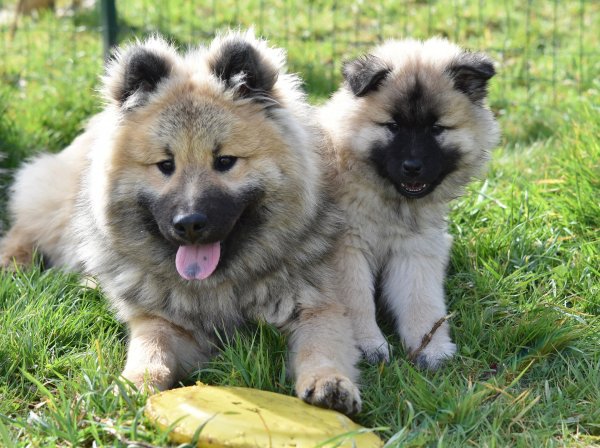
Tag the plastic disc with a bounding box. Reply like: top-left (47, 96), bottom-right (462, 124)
top-left (145, 383), bottom-right (383, 447)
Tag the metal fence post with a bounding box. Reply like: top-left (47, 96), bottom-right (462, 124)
top-left (101, 0), bottom-right (118, 59)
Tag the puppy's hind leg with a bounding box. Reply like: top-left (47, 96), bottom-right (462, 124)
top-left (287, 300), bottom-right (362, 416)
top-left (0, 227), bottom-right (36, 268)
top-left (1, 148), bottom-right (85, 269)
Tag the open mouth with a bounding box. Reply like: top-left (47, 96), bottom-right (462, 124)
top-left (400, 182), bottom-right (428, 193)
top-left (398, 182), bottom-right (432, 198)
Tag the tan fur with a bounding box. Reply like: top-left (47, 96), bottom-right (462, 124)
top-left (122, 315), bottom-right (209, 391)
top-left (0, 132), bottom-right (90, 268)
top-left (0, 227), bottom-right (34, 266)
top-left (289, 302), bottom-right (361, 414)
top-left (321, 38), bottom-right (500, 367)
top-left (1, 31), bottom-right (361, 415)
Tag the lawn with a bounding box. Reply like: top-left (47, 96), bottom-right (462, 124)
top-left (0, 1), bottom-right (599, 446)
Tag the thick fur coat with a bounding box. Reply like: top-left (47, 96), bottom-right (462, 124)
top-left (320, 38), bottom-right (500, 367)
top-left (1, 31), bottom-right (362, 415)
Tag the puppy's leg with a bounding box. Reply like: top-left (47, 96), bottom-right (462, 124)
top-left (382, 231), bottom-right (456, 370)
top-left (121, 315), bottom-right (210, 391)
top-left (337, 245), bottom-right (389, 363)
top-left (0, 227), bottom-right (35, 267)
top-left (287, 301), bottom-right (362, 416)
top-left (1, 148), bottom-right (85, 269)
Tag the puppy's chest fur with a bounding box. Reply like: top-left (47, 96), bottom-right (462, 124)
top-left (165, 268), bottom-right (301, 330)
top-left (339, 169), bottom-right (449, 269)
top-left (95, 249), bottom-right (307, 337)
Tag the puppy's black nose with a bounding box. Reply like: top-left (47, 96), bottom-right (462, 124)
top-left (402, 159), bottom-right (423, 177)
top-left (173, 213), bottom-right (208, 241)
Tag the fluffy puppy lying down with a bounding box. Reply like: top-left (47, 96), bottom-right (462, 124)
top-left (0, 31), bottom-right (362, 415)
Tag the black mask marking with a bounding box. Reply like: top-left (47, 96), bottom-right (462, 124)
top-left (369, 80), bottom-right (462, 198)
top-left (137, 186), bottom-right (265, 269)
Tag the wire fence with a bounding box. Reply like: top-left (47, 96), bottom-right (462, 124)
top-left (0, 1), bottom-right (598, 107)
top-left (0, 1), bottom-right (598, 227)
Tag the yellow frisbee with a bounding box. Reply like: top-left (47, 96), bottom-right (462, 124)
top-left (145, 383), bottom-right (383, 447)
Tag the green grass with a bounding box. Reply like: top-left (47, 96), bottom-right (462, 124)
top-left (1, 1), bottom-right (599, 446)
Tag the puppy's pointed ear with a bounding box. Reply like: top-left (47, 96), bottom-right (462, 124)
top-left (447, 52), bottom-right (496, 103)
top-left (342, 54), bottom-right (391, 97)
top-left (103, 37), bottom-right (176, 109)
top-left (209, 35), bottom-right (280, 100)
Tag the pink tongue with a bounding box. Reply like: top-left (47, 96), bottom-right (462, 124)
top-left (175, 243), bottom-right (221, 280)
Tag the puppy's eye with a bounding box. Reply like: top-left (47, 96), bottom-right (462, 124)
top-left (382, 122), bottom-right (398, 132)
top-left (214, 155), bottom-right (238, 172)
top-left (431, 124), bottom-right (449, 136)
top-left (157, 159), bottom-right (175, 176)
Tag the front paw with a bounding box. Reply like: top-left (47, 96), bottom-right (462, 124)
top-left (296, 372), bottom-right (362, 416)
top-left (412, 340), bottom-right (457, 370)
top-left (121, 366), bottom-right (175, 392)
top-left (357, 336), bottom-right (390, 364)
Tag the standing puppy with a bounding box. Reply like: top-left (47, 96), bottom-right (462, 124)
top-left (320, 38), bottom-right (500, 367)
top-left (0, 31), bottom-right (362, 415)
